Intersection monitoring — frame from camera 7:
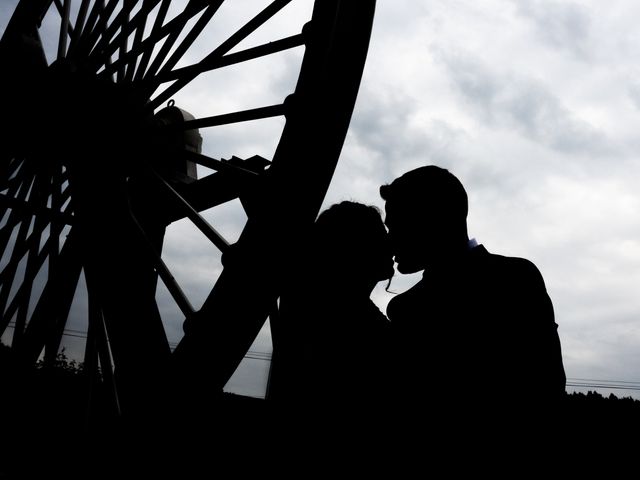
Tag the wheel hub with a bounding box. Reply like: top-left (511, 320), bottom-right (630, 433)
top-left (25, 60), bottom-right (151, 176)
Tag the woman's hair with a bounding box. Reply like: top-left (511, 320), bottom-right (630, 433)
top-left (312, 201), bottom-right (382, 258)
top-left (311, 201), bottom-right (394, 286)
top-left (313, 201), bottom-right (383, 249)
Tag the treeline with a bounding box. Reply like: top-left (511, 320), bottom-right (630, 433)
top-left (2, 341), bottom-right (640, 475)
top-left (3, 341), bottom-right (640, 408)
top-left (564, 389), bottom-right (640, 406)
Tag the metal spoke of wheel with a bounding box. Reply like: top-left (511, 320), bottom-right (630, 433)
top-left (75, 0), bottom-right (119, 60)
top-left (97, 0), bottom-right (206, 79)
top-left (133, 0), bottom-right (171, 81)
top-left (171, 104), bottom-right (286, 131)
top-left (84, 274), bottom-right (121, 415)
top-left (0, 157), bottom-right (25, 183)
top-left (89, 301), bottom-right (122, 416)
top-left (0, 167), bottom-right (71, 228)
top-left (129, 211), bottom-right (195, 317)
top-left (116, 4), bottom-right (133, 82)
top-left (146, 1), bottom-right (222, 80)
top-left (124, 0), bottom-right (156, 82)
top-left (162, 169), bottom-right (264, 223)
top-left (0, 175), bottom-right (37, 257)
top-left (0, 174), bottom-right (52, 321)
top-left (0, 178), bottom-right (71, 291)
top-left (17, 233), bottom-right (82, 365)
top-left (0, 177), bottom-right (22, 202)
top-left (11, 189), bottom-right (54, 346)
top-left (85, 0), bottom-right (122, 56)
top-left (0, 194), bottom-right (74, 338)
top-left (148, 0), bottom-right (293, 110)
top-left (0, 157), bottom-right (25, 184)
top-left (147, 167), bottom-right (230, 253)
top-left (41, 253), bottom-right (81, 366)
top-left (89, 0), bottom-right (166, 78)
top-left (48, 167), bottom-right (66, 286)
top-left (0, 160), bottom-right (26, 205)
top-left (0, 214), bottom-right (34, 319)
top-left (67, 0), bottom-right (98, 56)
top-left (82, 301), bottom-right (100, 414)
top-left (88, 0), bottom-right (140, 62)
top-left (55, 0), bottom-right (72, 60)
top-left (17, 172), bottom-right (65, 315)
top-left (182, 151), bottom-right (262, 177)
top-left (72, 0), bottom-right (107, 56)
top-left (0, 188), bottom-right (74, 227)
top-left (1, 232), bottom-right (62, 336)
top-left (139, 1), bottom-right (212, 80)
top-left (155, 33), bottom-right (305, 85)
top-left (0, 160), bottom-right (28, 197)
top-left (0, 185), bottom-right (31, 238)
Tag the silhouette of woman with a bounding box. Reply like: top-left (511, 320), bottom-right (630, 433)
top-left (271, 201), bottom-right (395, 415)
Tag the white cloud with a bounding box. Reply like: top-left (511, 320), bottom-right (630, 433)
top-left (436, 49), bottom-right (615, 156)
top-left (514, 0), bottom-right (593, 60)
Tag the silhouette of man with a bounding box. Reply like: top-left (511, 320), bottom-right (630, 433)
top-left (380, 165), bottom-right (565, 414)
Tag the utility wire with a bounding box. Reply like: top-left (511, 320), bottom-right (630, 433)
top-left (566, 383), bottom-right (640, 391)
top-left (6, 323), bottom-right (640, 387)
top-left (567, 377), bottom-right (640, 386)
top-left (5, 322), bottom-right (273, 361)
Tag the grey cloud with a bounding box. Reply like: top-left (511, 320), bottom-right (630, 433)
top-left (268, 48), bottom-right (306, 99)
top-left (437, 51), bottom-right (614, 156)
top-left (347, 86), bottom-right (469, 177)
top-left (157, 198), bottom-right (249, 338)
top-left (513, 0), bottom-right (593, 60)
top-left (629, 82), bottom-right (640, 111)
top-left (0, 1), bottom-right (18, 36)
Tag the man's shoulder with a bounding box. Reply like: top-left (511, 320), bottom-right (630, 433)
top-left (477, 247), bottom-right (546, 286)
top-left (480, 247), bottom-right (541, 273)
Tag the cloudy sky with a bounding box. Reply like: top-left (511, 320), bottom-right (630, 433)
top-left (2, 0), bottom-right (640, 399)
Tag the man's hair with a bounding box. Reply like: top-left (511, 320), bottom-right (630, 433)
top-left (380, 165), bottom-right (468, 219)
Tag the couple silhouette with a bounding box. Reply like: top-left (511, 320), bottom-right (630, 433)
top-left (271, 165), bottom-right (566, 426)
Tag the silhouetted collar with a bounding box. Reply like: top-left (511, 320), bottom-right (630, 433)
top-left (423, 241), bottom-right (488, 278)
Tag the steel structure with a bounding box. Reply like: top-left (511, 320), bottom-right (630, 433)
top-left (0, 0), bottom-right (375, 418)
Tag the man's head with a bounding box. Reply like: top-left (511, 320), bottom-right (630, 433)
top-left (380, 165), bottom-right (469, 273)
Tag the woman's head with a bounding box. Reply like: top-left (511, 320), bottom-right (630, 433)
top-left (312, 201), bottom-right (394, 287)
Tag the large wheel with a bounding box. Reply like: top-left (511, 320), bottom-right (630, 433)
top-left (0, 0), bottom-right (375, 415)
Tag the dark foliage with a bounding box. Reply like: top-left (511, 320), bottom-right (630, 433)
top-left (2, 341), bottom-right (640, 475)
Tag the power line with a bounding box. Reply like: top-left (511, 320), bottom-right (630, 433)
top-left (5, 323), bottom-right (273, 361)
top-left (5, 323), bottom-right (640, 388)
top-left (566, 377), bottom-right (640, 391)
top-left (566, 383), bottom-right (640, 391)
top-left (567, 377), bottom-right (640, 386)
